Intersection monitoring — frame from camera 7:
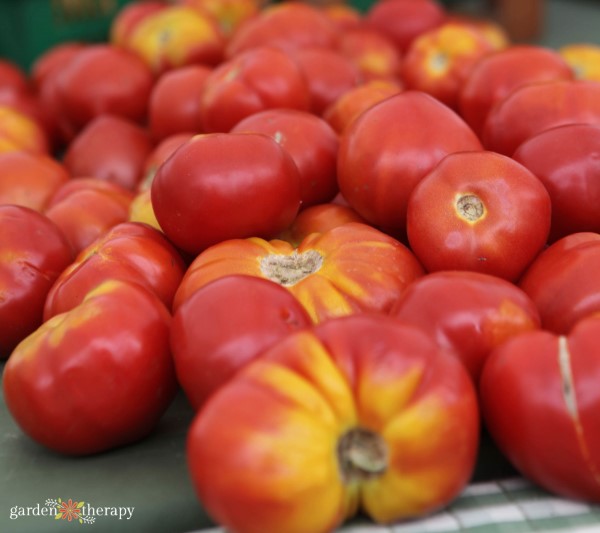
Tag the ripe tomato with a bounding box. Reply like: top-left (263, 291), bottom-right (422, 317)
top-left (406, 150), bottom-right (551, 281)
top-left (3, 279), bottom-right (177, 455)
top-left (480, 314), bottom-right (600, 503)
top-left (173, 222), bottom-right (424, 323)
top-left (187, 315), bottom-right (479, 531)
top-left (151, 132), bottom-right (302, 255)
top-left (230, 109), bottom-right (339, 208)
top-left (0, 205), bottom-right (73, 359)
top-left (337, 91), bottom-right (482, 235)
top-left (171, 274), bottom-right (312, 409)
top-left (390, 270), bottom-right (541, 382)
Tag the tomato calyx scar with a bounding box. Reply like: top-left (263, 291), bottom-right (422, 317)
top-left (337, 427), bottom-right (388, 484)
top-left (456, 193), bottom-right (485, 223)
top-left (260, 249), bottom-right (323, 286)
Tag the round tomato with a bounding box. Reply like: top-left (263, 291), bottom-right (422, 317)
top-left (406, 150), bottom-right (551, 281)
top-left (151, 132), bottom-right (302, 255)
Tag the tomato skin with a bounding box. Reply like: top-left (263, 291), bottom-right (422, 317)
top-left (173, 222), bottom-right (424, 323)
top-left (3, 279), bottom-right (177, 455)
top-left (0, 205), bottom-right (73, 359)
top-left (518, 232), bottom-right (600, 334)
top-left (480, 315), bottom-right (600, 502)
top-left (337, 91), bottom-right (482, 234)
top-left (187, 315), bottom-right (479, 532)
top-left (512, 123), bottom-right (600, 241)
top-left (406, 150), bottom-right (551, 282)
top-left (390, 270), bottom-right (541, 382)
top-left (151, 132), bottom-right (302, 255)
top-left (43, 222), bottom-right (187, 320)
top-left (231, 109), bottom-right (340, 208)
top-left (171, 274), bottom-right (312, 409)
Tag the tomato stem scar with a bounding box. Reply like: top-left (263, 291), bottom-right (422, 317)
top-left (260, 250), bottom-right (323, 286)
top-left (337, 427), bottom-right (388, 483)
top-left (456, 193), bottom-right (485, 222)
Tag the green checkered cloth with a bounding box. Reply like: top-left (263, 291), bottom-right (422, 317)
top-left (195, 478), bottom-right (600, 532)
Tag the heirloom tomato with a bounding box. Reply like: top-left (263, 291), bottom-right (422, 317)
top-left (3, 279), bottom-right (177, 455)
top-left (519, 232), bottom-right (600, 334)
top-left (0, 205), bottom-right (73, 359)
top-left (179, 0), bottom-right (261, 37)
top-left (43, 222), bottom-right (186, 320)
top-left (231, 109), bottom-right (339, 208)
top-left (480, 315), bottom-right (600, 503)
top-left (337, 91), bottom-right (482, 235)
top-left (109, 0), bottom-right (168, 48)
top-left (187, 315), bottom-right (479, 532)
top-left (151, 133), bottom-right (301, 255)
top-left (512, 123), bottom-right (600, 241)
top-left (173, 222), bottom-right (424, 323)
top-left (391, 270), bottom-right (541, 383)
top-left (171, 274), bottom-right (312, 409)
top-left (406, 150), bottom-right (551, 282)
top-left (558, 43), bottom-right (600, 81)
top-left (0, 104), bottom-right (49, 155)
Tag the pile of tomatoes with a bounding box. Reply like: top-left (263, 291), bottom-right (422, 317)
top-left (1, 0), bottom-right (600, 531)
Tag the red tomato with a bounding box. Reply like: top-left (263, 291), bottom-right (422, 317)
top-left (171, 274), bottom-right (312, 409)
top-left (512, 123), bottom-right (600, 241)
top-left (44, 178), bottom-right (135, 255)
top-left (140, 132), bottom-right (195, 192)
top-left (0, 151), bottom-right (71, 212)
top-left (483, 79), bottom-right (600, 156)
top-left (43, 222), bottom-right (187, 320)
top-left (151, 132), bottom-right (302, 255)
top-left (148, 65), bottom-right (212, 141)
top-left (406, 150), bottom-right (551, 281)
top-left (62, 114), bottom-right (155, 191)
top-left (0, 59), bottom-right (30, 95)
top-left (30, 42), bottom-right (86, 90)
top-left (225, 2), bottom-right (338, 57)
top-left (458, 45), bottom-right (574, 138)
top-left (187, 314), bottom-right (479, 531)
top-left (337, 91), bottom-right (482, 235)
top-left (199, 46), bottom-right (311, 133)
top-left (518, 232), bottom-right (600, 334)
top-left (109, 0), bottom-right (168, 47)
top-left (3, 279), bottom-right (177, 455)
top-left (0, 205), bottom-right (73, 358)
top-left (365, 0), bottom-right (447, 53)
top-left (231, 109), bottom-right (340, 208)
top-left (390, 270), bottom-right (541, 382)
top-left (480, 315), bottom-right (600, 503)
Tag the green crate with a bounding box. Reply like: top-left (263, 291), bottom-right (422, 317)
top-left (0, 0), bottom-right (134, 72)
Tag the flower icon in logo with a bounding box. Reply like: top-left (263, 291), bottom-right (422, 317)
top-left (55, 498), bottom-right (84, 522)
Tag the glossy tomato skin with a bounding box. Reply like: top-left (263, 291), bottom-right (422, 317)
top-left (173, 222), bottom-right (424, 323)
top-left (43, 222), bottom-right (187, 320)
top-left (512, 123), bottom-right (600, 241)
top-left (480, 315), bottom-right (600, 502)
top-left (0, 206), bottom-right (73, 359)
top-left (231, 109), bottom-right (340, 208)
top-left (406, 150), bottom-right (551, 282)
top-left (518, 232), bottom-right (600, 334)
top-left (187, 315), bottom-right (479, 532)
top-left (390, 270), bottom-right (541, 382)
top-left (3, 279), bottom-right (177, 455)
top-left (151, 132), bottom-right (302, 255)
top-left (337, 91), bottom-right (482, 234)
top-left (199, 46), bottom-right (311, 133)
top-left (171, 274), bottom-right (312, 409)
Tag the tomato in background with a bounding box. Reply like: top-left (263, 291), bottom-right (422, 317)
top-left (187, 315), bottom-right (479, 532)
top-left (171, 274), bottom-right (312, 409)
top-left (0, 105), bottom-right (49, 155)
top-left (390, 270), bottom-right (541, 383)
top-left (518, 232), bottom-right (600, 334)
top-left (179, 0), bottom-right (261, 38)
top-left (140, 132), bottom-right (195, 192)
top-left (109, 0), bottom-right (168, 48)
top-left (231, 109), bottom-right (339, 208)
top-left (3, 279), bottom-right (177, 456)
top-left (480, 315), bottom-right (600, 503)
top-left (512, 123), bottom-right (600, 241)
top-left (151, 132), bottom-right (302, 255)
top-left (0, 205), bottom-right (73, 359)
top-left (199, 46), bottom-right (311, 133)
top-left (337, 91), bottom-right (482, 235)
top-left (406, 150), bottom-right (551, 282)
top-left (0, 59), bottom-right (30, 95)
top-left (558, 43), bottom-right (600, 81)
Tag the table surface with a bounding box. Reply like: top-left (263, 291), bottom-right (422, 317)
top-left (2, 362), bottom-right (599, 533)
